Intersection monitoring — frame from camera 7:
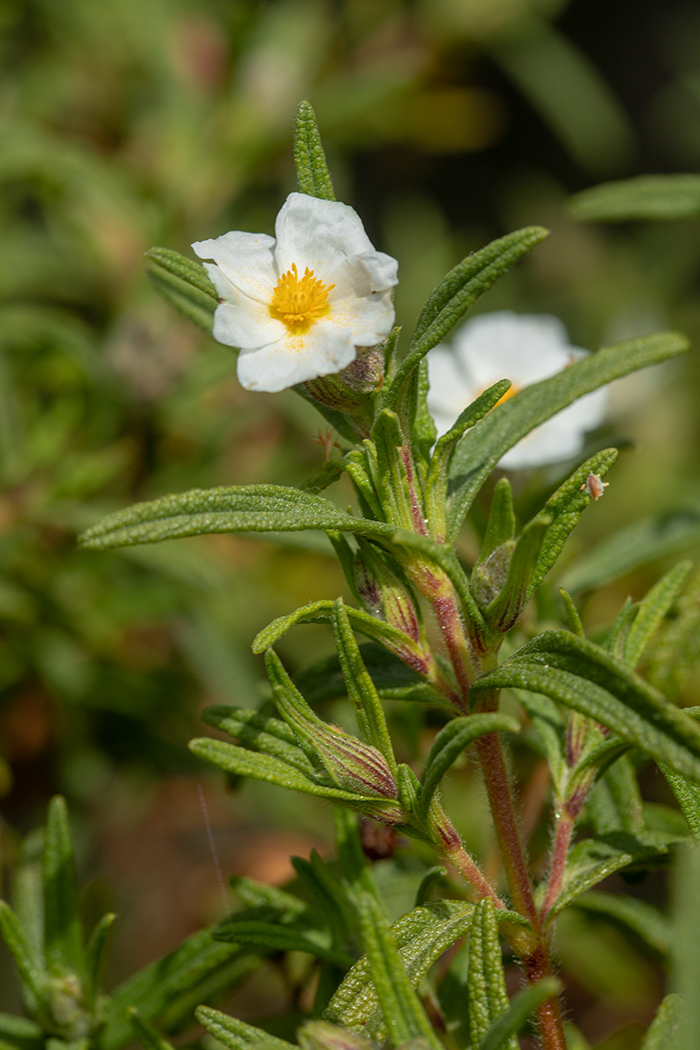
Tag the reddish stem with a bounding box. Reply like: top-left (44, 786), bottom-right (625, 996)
top-left (541, 813), bottom-right (575, 921)
top-left (523, 943), bottom-right (567, 1050)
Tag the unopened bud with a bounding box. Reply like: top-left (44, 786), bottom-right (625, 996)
top-left (471, 541), bottom-right (514, 608)
top-left (302, 346), bottom-right (385, 416)
top-left (355, 541), bottom-right (421, 644)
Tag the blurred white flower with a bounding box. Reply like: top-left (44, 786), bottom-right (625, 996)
top-left (192, 193), bottom-right (398, 393)
top-left (427, 311), bottom-right (608, 470)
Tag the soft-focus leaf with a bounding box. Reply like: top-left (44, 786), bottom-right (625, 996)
top-left (381, 227), bottom-right (548, 416)
top-left (663, 767), bottom-right (700, 840)
top-left (128, 1010), bottom-right (176, 1050)
top-left (468, 900), bottom-right (518, 1050)
top-left (560, 506), bottom-right (700, 593)
top-left (673, 846), bottom-right (700, 1050)
top-left (640, 994), bottom-right (684, 1050)
top-left (356, 894), bottom-right (442, 1050)
top-left (0, 903), bottom-right (45, 1011)
top-left (471, 631), bottom-right (700, 783)
top-left (147, 257), bottom-right (217, 334)
top-left (84, 912), bottom-right (116, 1006)
top-left (0, 1016), bottom-right (43, 1050)
top-left (79, 486), bottom-right (395, 550)
top-left (201, 706), bottom-right (318, 776)
top-left (571, 892), bottom-right (671, 959)
top-left (447, 333), bottom-right (688, 539)
top-left (196, 1006), bottom-right (295, 1050)
top-left (102, 928), bottom-right (252, 1050)
top-left (623, 562), bottom-right (692, 668)
top-left (419, 714), bottom-right (520, 819)
top-left (293, 645), bottom-right (446, 708)
top-left (569, 174), bottom-right (700, 221)
top-left (294, 101), bottom-right (335, 201)
top-left (42, 796), bottom-right (84, 980)
top-left (213, 919), bottom-right (353, 968)
top-left (645, 566), bottom-right (700, 702)
top-left (478, 978), bottom-right (561, 1050)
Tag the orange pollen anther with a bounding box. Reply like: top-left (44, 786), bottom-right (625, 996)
top-left (269, 263), bottom-right (334, 334)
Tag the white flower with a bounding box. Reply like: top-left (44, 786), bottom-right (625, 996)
top-left (192, 193), bottom-right (398, 393)
top-left (427, 311), bottom-right (608, 470)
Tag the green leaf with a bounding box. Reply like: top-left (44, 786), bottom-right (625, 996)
top-left (213, 919), bottom-right (353, 968)
top-left (128, 1010), bottom-right (176, 1050)
top-left (189, 737), bottom-right (389, 804)
top-left (298, 1021), bottom-right (376, 1050)
top-left (324, 899), bottom-right (477, 1036)
top-left (640, 994), bottom-right (683, 1050)
top-left (419, 714), bottom-right (520, 819)
top-left (356, 894), bottom-right (441, 1050)
top-left (230, 876), bottom-right (307, 918)
top-left (101, 928), bottom-right (250, 1050)
top-left (414, 867), bottom-right (447, 907)
top-left (478, 978), bottom-right (561, 1050)
top-left (447, 333), bottom-right (689, 539)
top-left (662, 768), bottom-right (700, 840)
top-left (196, 1006), bottom-right (295, 1050)
top-left (0, 902), bottom-right (45, 1009)
top-left (84, 912), bottom-right (116, 1006)
top-left (571, 892), bottom-right (671, 960)
top-left (623, 562), bottom-right (692, 668)
top-left (333, 808), bottom-right (381, 903)
top-left (146, 249), bottom-right (218, 334)
top-left (644, 566), bottom-right (700, 702)
top-left (559, 589), bottom-right (585, 638)
top-left (370, 410), bottom-right (414, 528)
top-left (484, 516), bottom-right (550, 632)
top-left (569, 174), bottom-right (700, 221)
top-left (559, 505), bottom-right (700, 593)
top-left (292, 851), bottom-right (356, 947)
top-left (381, 227), bottom-right (548, 417)
top-left (201, 706), bottom-right (318, 776)
top-left (471, 631), bottom-right (700, 783)
top-left (252, 600), bottom-right (429, 676)
top-left (0, 1016), bottom-right (43, 1050)
top-left (527, 450), bottom-right (619, 598)
top-left (468, 900), bottom-right (518, 1050)
top-left (78, 485), bottom-right (395, 551)
top-left (294, 644), bottom-right (446, 708)
top-left (42, 796), bottom-right (84, 980)
top-left (673, 846), bottom-right (700, 1050)
top-left (293, 101), bottom-right (335, 201)
top-left (478, 477), bottom-right (516, 565)
top-left (331, 599), bottom-right (397, 774)
top-left (546, 834), bottom-right (671, 916)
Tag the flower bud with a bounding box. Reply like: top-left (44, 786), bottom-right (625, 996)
top-left (302, 345), bottom-right (385, 417)
top-left (354, 540), bottom-right (421, 644)
top-left (470, 541), bottom-right (514, 608)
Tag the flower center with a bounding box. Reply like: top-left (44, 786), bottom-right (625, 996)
top-left (269, 263), bottom-right (334, 335)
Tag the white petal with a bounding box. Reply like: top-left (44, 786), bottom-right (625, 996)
top-left (192, 231), bottom-right (277, 303)
top-left (236, 321), bottom-right (356, 393)
top-left (331, 289), bottom-right (396, 346)
top-left (427, 346), bottom-right (477, 436)
top-left (274, 193), bottom-right (398, 292)
top-left (211, 293), bottom-right (284, 350)
top-left (456, 311), bottom-right (582, 390)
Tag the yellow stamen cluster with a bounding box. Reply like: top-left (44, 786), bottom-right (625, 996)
top-left (269, 263), bottom-right (333, 334)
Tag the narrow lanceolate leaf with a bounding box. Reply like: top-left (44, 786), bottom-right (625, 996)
top-left (571, 892), bottom-right (671, 959)
top-left (484, 516), bottom-right (550, 632)
top-left (324, 900), bottom-right (476, 1035)
top-left (468, 900), bottom-right (518, 1050)
top-left (381, 228), bottom-right (547, 416)
top-left (419, 714), bottom-right (520, 820)
top-left (78, 485), bottom-right (395, 550)
top-left (214, 920), bottom-right (352, 968)
top-left (0, 902), bottom-right (45, 1007)
top-left (128, 1010), bottom-right (176, 1050)
top-left (471, 631), bottom-right (700, 783)
top-left (644, 566), bottom-right (700, 701)
top-left (252, 599), bottom-right (428, 674)
top-left (478, 978), bottom-right (561, 1050)
top-left (357, 894), bottom-right (442, 1050)
top-left (146, 248), bottom-right (218, 334)
top-left (447, 332), bottom-right (689, 539)
top-left (0, 1015), bottom-right (43, 1050)
top-left (101, 928), bottom-right (248, 1050)
top-left (42, 795), bottom-right (85, 980)
top-left (623, 561), bottom-right (692, 668)
top-left (640, 994), bottom-right (684, 1050)
top-left (294, 644), bottom-right (447, 708)
top-left (673, 846), bottom-right (700, 1050)
top-left (559, 504), bottom-right (700, 593)
top-left (196, 1006), bottom-right (295, 1050)
top-left (528, 449), bottom-right (618, 598)
top-left (662, 768), bottom-right (700, 840)
top-left (188, 737), bottom-right (392, 806)
top-left (569, 174), bottom-right (700, 221)
top-left (545, 835), bottom-right (671, 916)
top-left (201, 705), bottom-right (318, 776)
top-left (84, 912), bottom-right (116, 1005)
top-left (293, 101), bottom-right (335, 201)
top-left (332, 599), bottom-right (397, 775)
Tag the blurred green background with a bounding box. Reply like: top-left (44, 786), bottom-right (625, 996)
top-left (1, 0), bottom-right (700, 1043)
